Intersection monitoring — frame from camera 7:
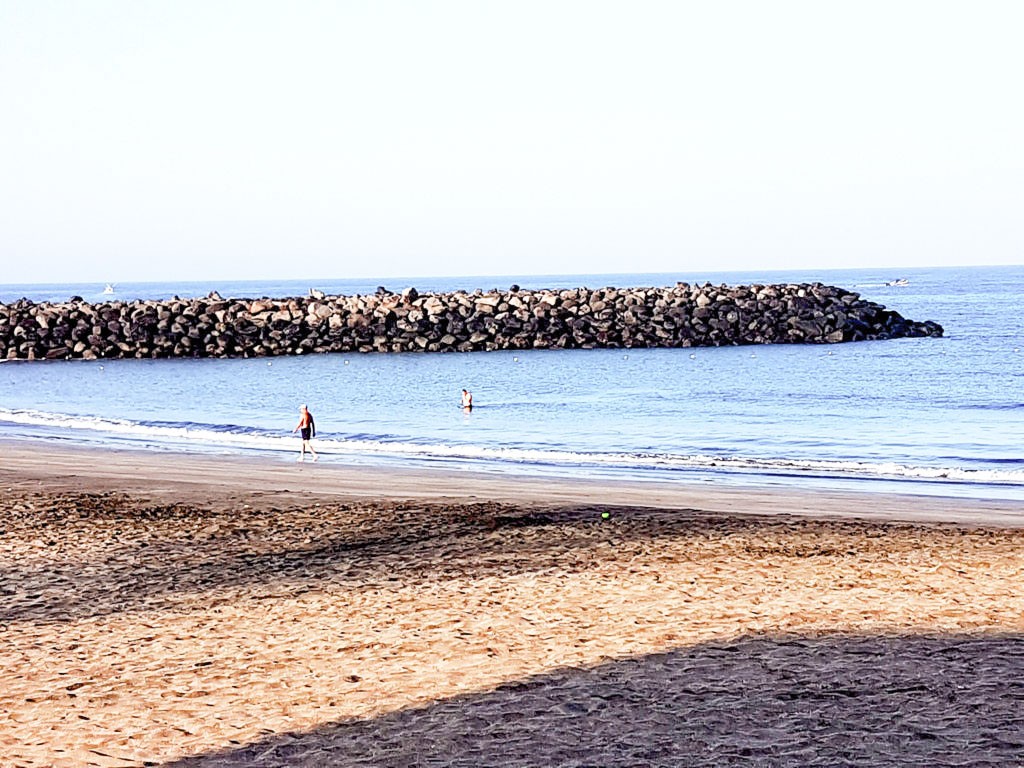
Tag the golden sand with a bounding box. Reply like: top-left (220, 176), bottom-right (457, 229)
top-left (1, 446), bottom-right (1023, 766)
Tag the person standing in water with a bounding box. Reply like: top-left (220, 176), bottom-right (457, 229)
top-left (293, 404), bottom-right (318, 462)
top-left (460, 389), bottom-right (473, 411)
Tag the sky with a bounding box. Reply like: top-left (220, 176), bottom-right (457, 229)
top-left (1, 0), bottom-right (1022, 284)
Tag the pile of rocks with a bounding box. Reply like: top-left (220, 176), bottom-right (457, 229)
top-left (0, 283), bottom-right (943, 361)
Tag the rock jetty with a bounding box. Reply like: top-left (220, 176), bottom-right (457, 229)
top-left (0, 283), bottom-right (943, 361)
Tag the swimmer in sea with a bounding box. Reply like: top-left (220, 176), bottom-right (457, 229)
top-left (460, 389), bottom-right (473, 411)
top-left (292, 404), bottom-right (318, 462)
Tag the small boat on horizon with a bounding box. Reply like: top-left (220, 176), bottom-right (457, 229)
top-left (886, 278), bottom-right (909, 287)
top-left (103, 284), bottom-right (115, 294)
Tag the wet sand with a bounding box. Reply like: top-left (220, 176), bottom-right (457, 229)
top-left (2, 443), bottom-right (1023, 766)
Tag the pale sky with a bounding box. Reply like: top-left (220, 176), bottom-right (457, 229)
top-left (2, 0), bottom-right (1022, 284)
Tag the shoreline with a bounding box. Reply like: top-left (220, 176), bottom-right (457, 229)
top-left (6, 421), bottom-right (1023, 504)
top-left (2, 438), bottom-right (1023, 527)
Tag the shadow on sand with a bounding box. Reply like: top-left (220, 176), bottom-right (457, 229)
top-left (4, 495), bottom-right (860, 624)
top-left (158, 631), bottom-right (1024, 767)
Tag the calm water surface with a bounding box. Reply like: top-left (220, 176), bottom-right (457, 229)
top-left (2, 266), bottom-right (1022, 499)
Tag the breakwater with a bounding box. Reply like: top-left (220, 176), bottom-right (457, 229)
top-left (0, 283), bottom-right (943, 361)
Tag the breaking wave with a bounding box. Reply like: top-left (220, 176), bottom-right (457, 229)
top-left (2, 407), bottom-right (1022, 488)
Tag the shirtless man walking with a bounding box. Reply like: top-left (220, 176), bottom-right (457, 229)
top-left (292, 404), bottom-right (318, 462)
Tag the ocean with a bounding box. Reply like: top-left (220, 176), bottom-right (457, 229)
top-left (2, 265), bottom-right (1022, 500)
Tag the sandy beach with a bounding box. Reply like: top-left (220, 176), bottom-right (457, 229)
top-left (2, 443), bottom-right (1023, 767)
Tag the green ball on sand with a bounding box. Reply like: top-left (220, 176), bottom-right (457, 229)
top-left (600, 511), bottom-right (611, 520)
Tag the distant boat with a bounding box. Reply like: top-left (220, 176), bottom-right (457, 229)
top-left (886, 278), bottom-right (909, 287)
top-left (103, 284), bottom-right (115, 294)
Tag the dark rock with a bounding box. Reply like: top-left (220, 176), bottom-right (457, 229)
top-left (0, 284), bottom-right (943, 360)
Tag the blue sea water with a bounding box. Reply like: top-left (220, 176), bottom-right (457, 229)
top-left (2, 266), bottom-right (1023, 499)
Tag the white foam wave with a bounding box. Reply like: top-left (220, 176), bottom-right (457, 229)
top-left (335, 440), bottom-right (1024, 485)
top-left (0, 408), bottom-right (294, 451)
top-left (2, 407), bottom-right (1023, 486)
